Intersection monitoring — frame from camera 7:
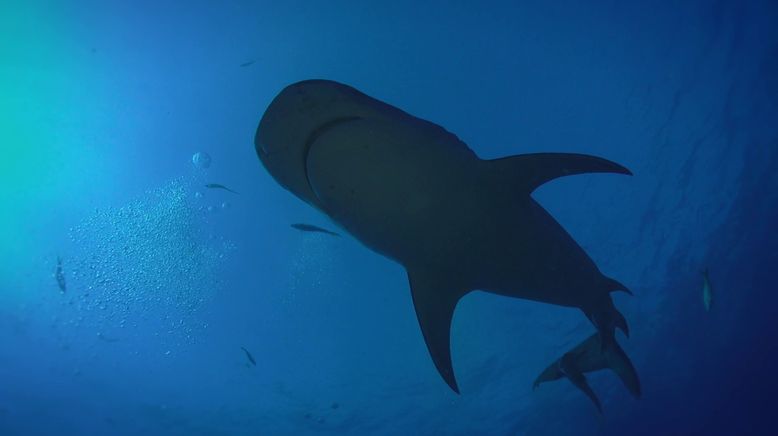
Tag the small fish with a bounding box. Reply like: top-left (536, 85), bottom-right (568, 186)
top-left (204, 183), bottom-right (239, 194)
top-left (291, 223), bottom-right (340, 237)
top-left (240, 346), bottom-right (257, 366)
top-left (239, 60), bottom-right (256, 68)
top-left (55, 256), bottom-right (67, 293)
top-left (702, 269), bottom-right (713, 312)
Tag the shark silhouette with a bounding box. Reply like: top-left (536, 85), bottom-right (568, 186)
top-left (255, 79), bottom-right (635, 393)
top-left (533, 333), bottom-right (641, 413)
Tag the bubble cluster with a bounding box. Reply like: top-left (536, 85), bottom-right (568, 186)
top-left (65, 177), bottom-right (234, 342)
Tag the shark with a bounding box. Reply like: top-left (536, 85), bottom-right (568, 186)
top-left (533, 333), bottom-right (641, 413)
top-left (254, 79), bottom-right (635, 393)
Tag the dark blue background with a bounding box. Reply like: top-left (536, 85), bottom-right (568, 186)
top-left (1, 1), bottom-right (776, 434)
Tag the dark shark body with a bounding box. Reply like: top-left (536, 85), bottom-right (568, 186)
top-left (255, 79), bottom-right (634, 393)
top-left (533, 333), bottom-right (641, 413)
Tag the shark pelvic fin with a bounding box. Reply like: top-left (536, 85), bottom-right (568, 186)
top-left (487, 152), bottom-right (632, 195)
top-left (407, 268), bottom-right (466, 394)
top-left (605, 277), bottom-right (633, 296)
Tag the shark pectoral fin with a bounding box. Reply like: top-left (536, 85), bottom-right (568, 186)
top-left (605, 341), bottom-right (642, 399)
top-left (487, 153), bottom-right (632, 194)
top-left (407, 269), bottom-right (465, 394)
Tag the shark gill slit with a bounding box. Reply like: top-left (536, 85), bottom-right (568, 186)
top-left (301, 116), bottom-right (363, 195)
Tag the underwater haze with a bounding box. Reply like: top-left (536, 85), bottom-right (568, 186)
top-left (1, 1), bottom-right (777, 435)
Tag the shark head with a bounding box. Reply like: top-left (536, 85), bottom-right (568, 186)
top-left (255, 80), bottom-right (385, 208)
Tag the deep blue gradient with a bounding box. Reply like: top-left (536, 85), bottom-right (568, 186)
top-left (2, 1), bottom-right (777, 435)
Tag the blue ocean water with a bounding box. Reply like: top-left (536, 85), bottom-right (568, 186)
top-left (2, 1), bottom-right (777, 435)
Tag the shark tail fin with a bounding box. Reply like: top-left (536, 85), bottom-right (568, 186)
top-left (569, 374), bottom-right (604, 415)
top-left (604, 339), bottom-right (641, 399)
top-left (558, 352), bottom-right (604, 414)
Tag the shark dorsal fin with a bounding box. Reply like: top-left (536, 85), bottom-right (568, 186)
top-left (487, 152), bottom-right (632, 194)
top-left (407, 268), bottom-right (466, 394)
